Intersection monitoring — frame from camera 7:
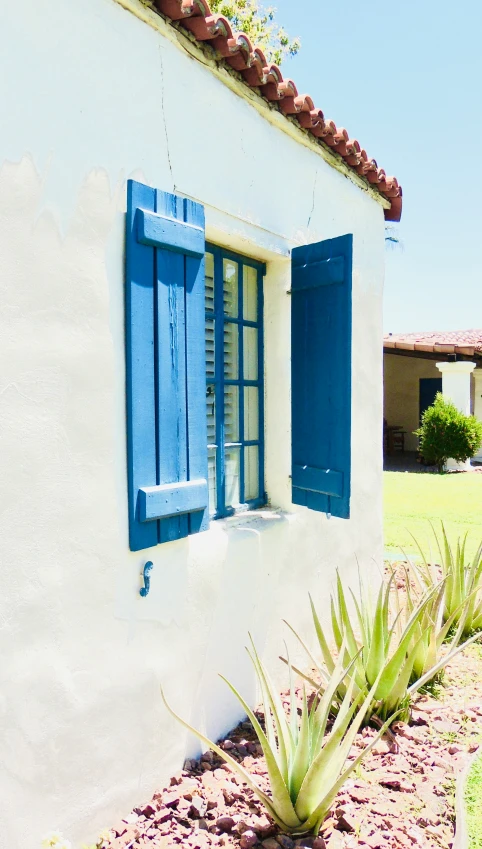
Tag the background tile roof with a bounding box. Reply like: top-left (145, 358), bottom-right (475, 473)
top-left (384, 330), bottom-right (482, 357)
top-left (153, 0), bottom-right (402, 221)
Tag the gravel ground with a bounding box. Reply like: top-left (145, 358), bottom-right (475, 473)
top-left (100, 645), bottom-right (482, 849)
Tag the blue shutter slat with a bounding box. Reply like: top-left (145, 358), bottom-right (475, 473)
top-left (184, 198), bottom-right (209, 534)
top-left (138, 479), bottom-right (208, 522)
top-left (291, 234), bottom-right (352, 519)
top-left (125, 180), bottom-right (208, 550)
top-left (293, 255), bottom-right (345, 290)
top-left (155, 189), bottom-right (189, 543)
top-left (126, 181), bottom-right (159, 551)
top-left (292, 465), bottom-right (343, 498)
top-left (137, 208), bottom-right (204, 257)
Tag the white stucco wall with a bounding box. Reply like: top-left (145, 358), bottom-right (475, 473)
top-left (0, 0), bottom-right (386, 845)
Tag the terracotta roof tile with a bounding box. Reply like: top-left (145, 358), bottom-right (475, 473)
top-left (153, 0), bottom-right (402, 221)
top-left (384, 330), bottom-right (482, 357)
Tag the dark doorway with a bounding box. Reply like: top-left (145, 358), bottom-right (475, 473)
top-left (419, 377), bottom-right (442, 422)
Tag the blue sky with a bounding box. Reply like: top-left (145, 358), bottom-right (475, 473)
top-left (272, 0), bottom-right (482, 332)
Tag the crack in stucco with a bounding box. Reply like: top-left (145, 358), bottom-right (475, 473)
top-left (159, 46), bottom-right (174, 188)
top-left (307, 172), bottom-right (318, 229)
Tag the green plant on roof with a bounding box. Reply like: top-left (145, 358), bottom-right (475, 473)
top-left (415, 392), bottom-right (482, 473)
top-left (284, 572), bottom-right (481, 724)
top-left (209, 1), bottom-right (301, 65)
top-left (162, 636), bottom-right (396, 836)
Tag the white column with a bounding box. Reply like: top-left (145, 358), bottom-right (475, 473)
top-left (436, 361), bottom-right (476, 470)
top-left (473, 369), bottom-right (482, 462)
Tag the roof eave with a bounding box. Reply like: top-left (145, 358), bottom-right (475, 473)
top-left (114, 0), bottom-right (402, 221)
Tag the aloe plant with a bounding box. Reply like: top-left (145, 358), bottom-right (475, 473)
top-left (285, 573), bottom-right (481, 723)
top-left (393, 560), bottom-right (478, 685)
top-left (409, 524), bottom-right (482, 638)
top-left (161, 638), bottom-right (396, 836)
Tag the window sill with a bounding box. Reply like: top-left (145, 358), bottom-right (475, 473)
top-left (211, 506), bottom-right (287, 531)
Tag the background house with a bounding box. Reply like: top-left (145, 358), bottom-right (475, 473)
top-left (0, 0), bottom-right (401, 844)
top-left (384, 330), bottom-right (482, 464)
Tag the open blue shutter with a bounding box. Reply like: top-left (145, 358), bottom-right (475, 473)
top-left (291, 234), bottom-right (352, 519)
top-left (125, 179), bottom-right (209, 551)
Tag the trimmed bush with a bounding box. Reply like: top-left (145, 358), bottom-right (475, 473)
top-left (415, 393), bottom-right (482, 473)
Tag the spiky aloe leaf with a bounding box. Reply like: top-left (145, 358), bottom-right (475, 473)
top-left (300, 707), bottom-right (403, 834)
top-left (334, 576), bottom-right (368, 690)
top-left (278, 656), bottom-right (320, 692)
top-left (331, 596), bottom-right (343, 652)
top-left (405, 539), bottom-right (433, 594)
top-left (294, 685), bottom-right (362, 822)
top-left (376, 583), bottom-right (443, 698)
top-left (309, 594), bottom-right (336, 676)
top-left (249, 643), bottom-right (280, 766)
top-left (349, 588), bottom-right (368, 651)
top-left (382, 633), bottom-right (429, 715)
top-left (365, 582), bottom-right (388, 687)
top-left (160, 686), bottom-right (301, 830)
top-left (289, 686), bottom-right (311, 801)
top-left (284, 642), bottom-right (299, 749)
top-left (410, 630), bottom-right (431, 683)
top-left (163, 634), bottom-right (374, 836)
top-left (335, 573), bottom-right (360, 662)
top-left (471, 610), bottom-right (482, 630)
top-left (460, 543), bottom-right (482, 635)
top-left (247, 638), bottom-right (293, 775)
top-left (408, 631), bottom-right (482, 695)
top-left (295, 663), bottom-right (399, 825)
top-left (451, 530), bottom-right (466, 612)
top-left (282, 619), bottom-right (364, 709)
top-left (410, 525), bottom-right (482, 639)
top-left (437, 584), bottom-right (481, 648)
top-left (309, 642), bottom-right (362, 755)
top-left (283, 617), bottom-right (330, 685)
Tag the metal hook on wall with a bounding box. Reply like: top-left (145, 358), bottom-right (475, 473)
top-left (139, 561), bottom-right (154, 597)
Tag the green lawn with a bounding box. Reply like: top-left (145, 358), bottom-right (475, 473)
top-left (465, 752), bottom-right (482, 849)
top-left (384, 471), bottom-right (482, 560)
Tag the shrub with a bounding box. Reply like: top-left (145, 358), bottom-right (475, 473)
top-left (162, 637), bottom-right (394, 836)
top-left (415, 393), bottom-right (482, 473)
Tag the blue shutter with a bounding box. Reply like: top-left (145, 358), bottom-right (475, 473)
top-left (125, 179), bottom-right (209, 551)
top-left (291, 234), bottom-right (352, 519)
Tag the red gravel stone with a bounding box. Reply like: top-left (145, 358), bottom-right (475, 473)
top-left (240, 831), bottom-right (259, 848)
top-left (216, 816), bottom-right (235, 833)
top-left (276, 837), bottom-right (295, 848)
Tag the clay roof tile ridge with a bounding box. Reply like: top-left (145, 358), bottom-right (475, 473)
top-left (153, 0), bottom-right (402, 220)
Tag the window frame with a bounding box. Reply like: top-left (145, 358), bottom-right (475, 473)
top-left (205, 242), bottom-right (266, 519)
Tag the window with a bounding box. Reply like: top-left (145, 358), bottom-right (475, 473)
top-left (205, 244), bottom-right (265, 517)
top-left (125, 178), bottom-right (352, 552)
